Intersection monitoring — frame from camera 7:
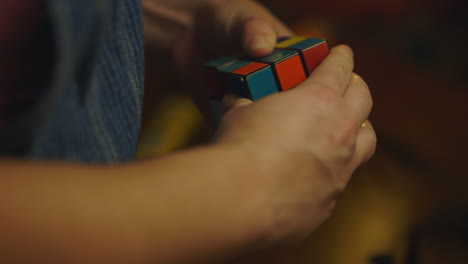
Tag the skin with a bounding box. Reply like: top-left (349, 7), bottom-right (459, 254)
top-left (0, 0), bottom-right (376, 263)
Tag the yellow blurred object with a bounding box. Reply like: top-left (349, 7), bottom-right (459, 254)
top-left (235, 151), bottom-right (431, 264)
top-left (137, 95), bottom-right (203, 158)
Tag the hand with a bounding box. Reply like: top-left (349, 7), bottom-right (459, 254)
top-left (145, 0), bottom-right (293, 117)
top-left (171, 0), bottom-right (293, 66)
top-left (186, 0), bottom-right (293, 116)
top-left (143, 0), bottom-right (291, 67)
top-left (215, 45), bottom-right (376, 245)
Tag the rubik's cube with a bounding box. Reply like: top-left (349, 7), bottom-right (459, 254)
top-left (204, 37), bottom-right (329, 102)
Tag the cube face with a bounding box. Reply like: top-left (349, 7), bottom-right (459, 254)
top-left (242, 66), bottom-right (278, 100)
top-left (302, 42), bottom-right (328, 74)
top-left (232, 62), bottom-right (266, 75)
top-left (212, 60), bottom-right (278, 101)
top-left (284, 38), bottom-right (329, 75)
top-left (205, 60), bottom-right (252, 97)
top-left (219, 60), bottom-right (261, 97)
top-left (218, 60), bottom-right (252, 73)
top-left (275, 55), bottom-right (306, 91)
top-left (257, 49), bottom-right (307, 91)
top-left (204, 37), bottom-right (328, 103)
top-left (229, 62), bottom-right (278, 101)
top-left (275, 36), bottom-right (307, 49)
top-left (257, 49), bottom-right (297, 64)
top-left (302, 42), bottom-right (329, 74)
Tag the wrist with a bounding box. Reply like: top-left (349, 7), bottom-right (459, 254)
top-left (112, 144), bottom-right (275, 261)
top-left (211, 141), bottom-right (288, 245)
top-left (215, 139), bottom-right (330, 247)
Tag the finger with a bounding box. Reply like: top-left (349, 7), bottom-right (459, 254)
top-left (350, 120), bottom-right (377, 171)
top-left (242, 17), bottom-right (277, 57)
top-left (240, 10), bottom-right (294, 57)
top-left (222, 94), bottom-right (253, 112)
top-left (343, 73), bottom-right (373, 128)
top-left (200, 0), bottom-right (294, 57)
top-left (302, 45), bottom-right (354, 97)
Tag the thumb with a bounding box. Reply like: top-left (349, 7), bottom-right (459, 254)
top-left (196, 0), bottom-right (294, 58)
top-left (241, 17), bottom-right (278, 57)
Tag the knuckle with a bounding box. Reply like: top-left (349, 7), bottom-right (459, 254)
top-left (368, 129), bottom-right (378, 155)
top-left (352, 72), bottom-right (369, 87)
top-left (362, 88), bottom-right (374, 115)
top-left (333, 115), bottom-right (357, 146)
top-left (326, 116), bottom-right (357, 160)
top-left (328, 137), bottom-right (355, 163)
top-left (360, 80), bottom-right (373, 108)
top-left (368, 91), bottom-right (374, 110)
top-left (359, 123), bottom-right (378, 163)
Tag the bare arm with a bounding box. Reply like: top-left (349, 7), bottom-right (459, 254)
top-left (0, 45), bottom-right (376, 264)
top-left (0, 144), bottom-right (280, 263)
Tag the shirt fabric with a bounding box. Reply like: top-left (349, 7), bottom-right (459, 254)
top-left (0, 0), bottom-right (145, 163)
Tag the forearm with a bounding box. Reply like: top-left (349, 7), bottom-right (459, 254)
top-left (0, 144), bottom-right (271, 263)
top-left (125, 144), bottom-right (274, 263)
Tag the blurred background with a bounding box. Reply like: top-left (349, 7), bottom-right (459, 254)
top-left (140, 0), bottom-right (468, 263)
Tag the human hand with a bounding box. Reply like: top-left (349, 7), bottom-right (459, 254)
top-left (145, 0), bottom-right (293, 116)
top-left (143, 0), bottom-right (291, 67)
top-left (171, 0), bottom-right (293, 66)
top-left (215, 45), bottom-right (376, 245)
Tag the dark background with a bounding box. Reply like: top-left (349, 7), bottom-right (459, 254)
top-left (141, 1), bottom-right (468, 263)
